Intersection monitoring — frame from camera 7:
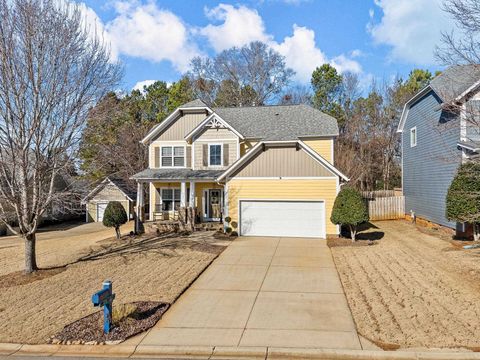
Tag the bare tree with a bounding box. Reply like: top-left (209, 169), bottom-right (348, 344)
top-left (437, 0), bottom-right (480, 65)
top-left (0, 0), bottom-right (122, 273)
top-left (188, 41), bottom-right (294, 106)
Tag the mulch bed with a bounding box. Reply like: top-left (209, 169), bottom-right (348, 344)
top-left (50, 301), bottom-right (169, 345)
top-left (0, 268), bottom-right (66, 289)
top-left (327, 237), bottom-right (377, 248)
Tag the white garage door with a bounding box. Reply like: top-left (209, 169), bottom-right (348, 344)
top-left (97, 202), bottom-right (108, 222)
top-left (240, 200), bottom-right (325, 238)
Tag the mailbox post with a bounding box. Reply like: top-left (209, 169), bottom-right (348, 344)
top-left (91, 280), bottom-right (115, 334)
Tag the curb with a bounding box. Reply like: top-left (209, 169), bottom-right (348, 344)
top-left (2, 343), bottom-right (480, 360)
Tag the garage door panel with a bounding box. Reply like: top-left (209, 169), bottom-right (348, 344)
top-left (97, 202), bottom-right (108, 222)
top-left (240, 201), bottom-right (325, 238)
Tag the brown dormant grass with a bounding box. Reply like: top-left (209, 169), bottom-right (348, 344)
top-left (332, 220), bottom-right (480, 350)
top-left (0, 229), bottom-right (225, 344)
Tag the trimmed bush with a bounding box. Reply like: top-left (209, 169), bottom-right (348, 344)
top-left (224, 216), bottom-right (232, 223)
top-left (231, 231), bottom-right (238, 237)
top-left (225, 227), bottom-right (233, 234)
top-left (331, 187), bottom-right (369, 241)
top-left (103, 201), bottom-right (128, 239)
top-left (230, 221), bottom-right (238, 229)
top-left (446, 163), bottom-right (480, 241)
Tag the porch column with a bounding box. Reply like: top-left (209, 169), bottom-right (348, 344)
top-left (135, 181), bottom-right (144, 234)
top-left (189, 181), bottom-right (196, 208)
top-left (180, 181), bottom-right (187, 207)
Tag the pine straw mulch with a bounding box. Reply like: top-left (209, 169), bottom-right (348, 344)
top-left (49, 301), bottom-right (169, 345)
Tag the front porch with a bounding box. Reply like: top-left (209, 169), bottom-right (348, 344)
top-left (132, 169), bottom-right (226, 233)
top-left (148, 181), bottom-right (224, 223)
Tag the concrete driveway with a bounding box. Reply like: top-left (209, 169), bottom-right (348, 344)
top-left (139, 236), bottom-right (361, 349)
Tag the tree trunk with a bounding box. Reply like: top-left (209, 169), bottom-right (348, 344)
top-left (350, 225), bottom-right (356, 242)
top-left (115, 227), bottom-right (121, 240)
top-left (24, 233), bottom-right (38, 274)
top-left (474, 223), bottom-right (480, 242)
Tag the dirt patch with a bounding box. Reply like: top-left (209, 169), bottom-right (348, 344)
top-left (0, 230), bottom-right (225, 344)
top-left (0, 268), bottom-right (66, 288)
top-left (332, 220), bottom-right (480, 350)
top-left (327, 237), bottom-right (377, 248)
top-left (51, 301), bottom-right (169, 344)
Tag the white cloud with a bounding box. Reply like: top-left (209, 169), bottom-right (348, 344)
top-left (132, 79), bottom-right (157, 92)
top-left (106, 0), bottom-right (200, 71)
top-left (368, 0), bottom-right (455, 65)
top-left (273, 25), bottom-right (361, 82)
top-left (200, 4), bottom-right (271, 52)
top-left (77, 2), bottom-right (119, 61)
top-left (199, 5), bottom-right (361, 83)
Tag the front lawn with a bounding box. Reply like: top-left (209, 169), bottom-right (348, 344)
top-left (332, 220), bottom-right (480, 350)
top-left (0, 231), bottom-right (226, 344)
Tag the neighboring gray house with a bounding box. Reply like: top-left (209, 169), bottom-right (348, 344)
top-left (398, 65), bottom-right (480, 233)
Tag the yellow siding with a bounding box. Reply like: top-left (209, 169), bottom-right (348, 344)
top-left (227, 179), bottom-right (338, 235)
top-left (304, 139), bottom-right (333, 164)
top-left (239, 140), bottom-right (257, 156)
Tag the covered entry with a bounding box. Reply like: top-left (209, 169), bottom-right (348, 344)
top-left (239, 200), bottom-right (326, 238)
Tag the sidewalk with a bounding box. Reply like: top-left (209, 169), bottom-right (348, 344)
top-left (2, 343), bottom-right (480, 360)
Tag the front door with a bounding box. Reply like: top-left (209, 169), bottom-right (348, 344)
top-left (209, 189), bottom-right (222, 221)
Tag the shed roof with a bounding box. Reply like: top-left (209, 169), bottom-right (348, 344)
top-left (82, 177), bottom-right (136, 203)
top-left (131, 169), bottom-right (224, 181)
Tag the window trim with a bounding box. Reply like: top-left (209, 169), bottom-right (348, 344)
top-left (159, 187), bottom-right (182, 211)
top-left (160, 145), bottom-right (186, 168)
top-left (410, 126), bottom-right (417, 147)
top-left (208, 143), bottom-right (223, 167)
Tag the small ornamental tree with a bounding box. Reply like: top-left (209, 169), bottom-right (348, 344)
top-left (446, 163), bottom-right (480, 241)
top-left (103, 201), bottom-right (128, 239)
top-left (331, 187), bottom-right (369, 241)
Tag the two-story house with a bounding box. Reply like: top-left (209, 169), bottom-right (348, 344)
top-left (398, 65), bottom-right (480, 234)
top-left (132, 99), bottom-right (349, 238)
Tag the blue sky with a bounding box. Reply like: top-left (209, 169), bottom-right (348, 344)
top-left (79, 0), bottom-right (456, 92)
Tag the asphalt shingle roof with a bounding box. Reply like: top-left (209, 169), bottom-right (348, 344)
top-left (181, 99), bottom-right (209, 108)
top-left (131, 169), bottom-right (224, 180)
top-left (430, 65), bottom-right (480, 101)
top-left (213, 104), bottom-right (339, 140)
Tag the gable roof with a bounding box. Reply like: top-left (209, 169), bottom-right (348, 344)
top-left (141, 100), bottom-right (339, 143)
top-left (213, 104), bottom-right (339, 140)
top-left (181, 99), bottom-right (209, 108)
top-left (398, 65), bottom-right (480, 133)
top-left (141, 99), bottom-right (213, 144)
top-left (184, 112), bottom-right (245, 142)
top-left (82, 177), bottom-right (136, 203)
top-left (430, 65), bottom-right (480, 102)
top-left (217, 140), bottom-right (349, 182)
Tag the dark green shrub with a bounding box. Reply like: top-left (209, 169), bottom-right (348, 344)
top-left (225, 227), bottom-right (233, 234)
top-left (103, 201), bottom-right (128, 239)
top-left (331, 187), bottom-right (369, 242)
top-left (224, 216), bottom-right (232, 223)
top-left (446, 163), bottom-right (480, 241)
top-left (231, 231), bottom-right (238, 237)
top-left (230, 221), bottom-right (238, 229)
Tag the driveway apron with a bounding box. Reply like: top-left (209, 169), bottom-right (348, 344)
top-left (139, 236), bottom-right (361, 349)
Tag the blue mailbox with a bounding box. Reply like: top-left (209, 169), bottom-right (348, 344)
top-left (92, 280), bottom-right (115, 333)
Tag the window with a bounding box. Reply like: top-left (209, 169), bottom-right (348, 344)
top-left (161, 188), bottom-right (181, 211)
top-left (209, 144), bottom-right (222, 166)
top-left (410, 127), bottom-right (417, 147)
top-left (161, 146), bottom-right (184, 167)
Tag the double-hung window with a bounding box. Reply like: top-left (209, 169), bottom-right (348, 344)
top-left (410, 127), bottom-right (417, 147)
top-left (161, 146), bottom-right (184, 167)
top-left (209, 144), bottom-right (222, 166)
top-left (161, 189), bottom-right (181, 211)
